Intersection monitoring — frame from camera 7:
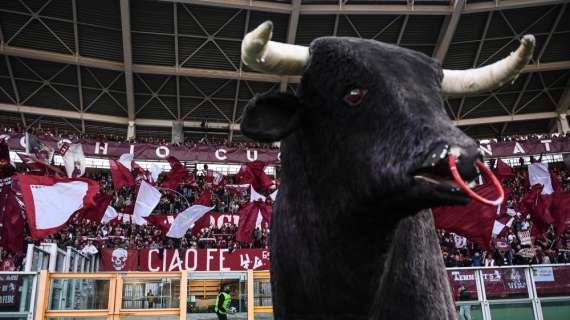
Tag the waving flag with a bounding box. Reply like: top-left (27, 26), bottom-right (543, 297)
top-left (16, 174), bottom-right (99, 240)
top-left (0, 139), bottom-right (15, 179)
top-left (166, 205), bottom-right (214, 238)
top-left (237, 201), bottom-right (272, 242)
top-left (162, 156), bottom-right (193, 189)
top-left (236, 161), bottom-right (273, 193)
top-left (78, 193), bottom-right (113, 223)
top-left (133, 181), bottom-right (161, 219)
top-left (18, 153), bottom-right (65, 177)
top-left (109, 158), bottom-right (135, 190)
top-left (63, 144), bottom-right (86, 178)
top-left (528, 162), bottom-right (553, 195)
top-left (433, 183), bottom-right (510, 250)
top-left (131, 161), bottom-right (152, 184)
top-left (205, 169), bottom-right (225, 187)
top-left (118, 153), bottom-right (133, 171)
top-left (0, 188), bottom-right (25, 255)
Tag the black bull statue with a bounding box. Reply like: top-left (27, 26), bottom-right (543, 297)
top-left (239, 21), bottom-right (534, 320)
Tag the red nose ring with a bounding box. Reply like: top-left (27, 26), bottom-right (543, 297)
top-left (448, 154), bottom-right (504, 206)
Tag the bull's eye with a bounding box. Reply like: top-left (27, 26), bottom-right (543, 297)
top-left (343, 88), bottom-right (367, 106)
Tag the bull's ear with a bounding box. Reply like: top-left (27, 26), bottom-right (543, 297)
top-left (241, 91), bottom-right (302, 142)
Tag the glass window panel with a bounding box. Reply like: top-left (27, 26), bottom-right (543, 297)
top-left (540, 300), bottom-right (570, 320)
top-left (122, 278), bottom-right (180, 309)
top-left (482, 268), bottom-right (529, 300)
top-left (48, 279), bottom-right (109, 310)
top-left (447, 270), bottom-right (479, 302)
top-left (488, 302), bottom-right (535, 320)
top-left (0, 274), bottom-right (35, 313)
top-left (255, 314), bottom-right (275, 320)
top-left (533, 266), bottom-right (570, 297)
top-left (254, 279), bottom-right (272, 307)
top-left (454, 302), bottom-right (483, 320)
top-left (187, 279), bottom-right (245, 315)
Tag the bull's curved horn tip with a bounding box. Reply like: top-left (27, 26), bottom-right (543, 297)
top-left (521, 34), bottom-right (535, 47)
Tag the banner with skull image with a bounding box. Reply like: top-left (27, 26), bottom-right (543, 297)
top-left (100, 248), bottom-right (139, 271)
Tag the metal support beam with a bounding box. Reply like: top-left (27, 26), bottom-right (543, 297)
top-left (453, 112), bottom-right (558, 126)
top-left (280, 0), bottom-right (301, 92)
top-left (120, 0), bottom-right (136, 139)
top-left (2, 44), bottom-right (568, 84)
top-left (433, 0), bottom-right (465, 62)
top-left (0, 102), bottom-right (562, 133)
top-left (0, 102), bottom-right (240, 130)
top-left (556, 78), bottom-right (570, 133)
top-left (159, 0), bottom-right (565, 15)
top-left (464, 0), bottom-right (568, 14)
top-left (300, 4), bottom-right (452, 15)
top-left (158, 0), bottom-right (292, 14)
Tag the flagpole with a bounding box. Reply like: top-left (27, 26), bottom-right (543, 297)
top-left (157, 187), bottom-right (191, 208)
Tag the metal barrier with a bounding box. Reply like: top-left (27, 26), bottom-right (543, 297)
top-left (2, 264), bottom-right (568, 320)
top-left (23, 243), bottom-right (98, 272)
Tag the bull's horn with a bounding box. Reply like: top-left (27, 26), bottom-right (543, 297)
top-left (242, 21), bottom-right (309, 75)
top-left (442, 35), bottom-right (535, 95)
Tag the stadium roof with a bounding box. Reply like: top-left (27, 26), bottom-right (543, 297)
top-left (0, 0), bottom-right (569, 140)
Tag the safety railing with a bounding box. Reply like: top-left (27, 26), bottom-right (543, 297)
top-left (24, 243), bottom-right (98, 272)
top-left (447, 264), bottom-right (570, 320)
top-left (11, 264), bottom-right (570, 320)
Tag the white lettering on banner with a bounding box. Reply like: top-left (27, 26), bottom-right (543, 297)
top-left (19, 136), bottom-right (26, 148)
top-left (206, 249), bottom-right (215, 271)
top-left (169, 250), bottom-right (183, 271)
top-left (148, 249), bottom-right (160, 272)
top-left (541, 140), bottom-right (552, 152)
top-left (129, 145), bottom-right (135, 155)
top-left (155, 146), bottom-right (170, 158)
top-left (451, 270), bottom-right (502, 282)
top-left (219, 249), bottom-right (230, 272)
top-left (185, 249), bottom-right (197, 271)
top-left (215, 149), bottom-right (227, 160)
top-left (240, 254), bottom-right (251, 269)
top-left (246, 149), bottom-right (258, 161)
top-left (0, 134), bottom-right (10, 142)
top-left (513, 142), bottom-right (525, 154)
top-left (479, 144), bottom-right (492, 156)
top-left (94, 142), bottom-right (108, 155)
top-left (277, 152), bottom-right (281, 161)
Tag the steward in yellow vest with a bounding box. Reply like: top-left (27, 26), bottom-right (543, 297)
top-left (214, 286), bottom-right (232, 320)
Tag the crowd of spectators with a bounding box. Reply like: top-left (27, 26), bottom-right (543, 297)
top-left (0, 166), bottom-right (272, 271)
top-left (478, 132), bottom-right (570, 144)
top-left (440, 163), bottom-right (570, 268)
top-left (2, 124), bottom-right (570, 271)
top-left (1, 124), bottom-right (279, 149)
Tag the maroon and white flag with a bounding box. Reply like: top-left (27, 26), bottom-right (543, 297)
top-left (17, 153), bottom-right (65, 177)
top-left (205, 169), bottom-right (225, 187)
top-left (433, 183), bottom-right (511, 250)
top-left (161, 156), bottom-right (194, 189)
top-left (235, 161), bottom-right (273, 193)
top-left (109, 158), bottom-right (135, 190)
top-left (16, 174), bottom-right (99, 240)
top-left (0, 188), bottom-right (25, 255)
top-left (78, 193), bottom-right (113, 223)
top-left (166, 205), bottom-right (214, 238)
top-left (63, 144), bottom-right (86, 178)
top-left (133, 181), bottom-right (161, 220)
